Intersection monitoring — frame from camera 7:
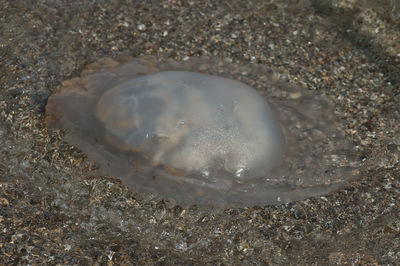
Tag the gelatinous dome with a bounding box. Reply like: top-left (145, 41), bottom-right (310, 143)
top-left (46, 57), bottom-right (360, 208)
top-left (96, 71), bottom-right (284, 184)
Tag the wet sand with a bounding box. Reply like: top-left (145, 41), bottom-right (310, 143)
top-left (1, 0), bottom-right (399, 264)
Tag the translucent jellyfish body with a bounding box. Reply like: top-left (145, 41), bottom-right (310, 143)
top-left (46, 57), bottom-right (359, 208)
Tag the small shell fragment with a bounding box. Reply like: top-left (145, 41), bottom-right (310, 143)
top-left (46, 57), bottom-right (360, 208)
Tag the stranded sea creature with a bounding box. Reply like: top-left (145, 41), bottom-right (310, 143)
top-left (46, 57), bottom-right (359, 208)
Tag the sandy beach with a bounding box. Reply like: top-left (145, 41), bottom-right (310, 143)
top-left (1, 0), bottom-right (399, 264)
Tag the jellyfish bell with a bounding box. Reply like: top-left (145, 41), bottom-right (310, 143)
top-left (46, 57), bottom-right (360, 208)
top-left (94, 70), bottom-right (285, 180)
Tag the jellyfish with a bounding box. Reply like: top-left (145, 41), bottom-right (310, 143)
top-left (45, 57), bottom-right (360, 208)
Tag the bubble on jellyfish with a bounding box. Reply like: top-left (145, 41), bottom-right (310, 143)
top-left (45, 56), bottom-right (361, 208)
